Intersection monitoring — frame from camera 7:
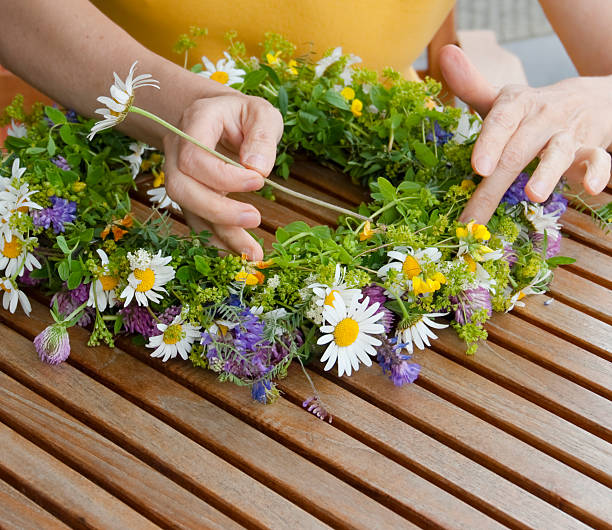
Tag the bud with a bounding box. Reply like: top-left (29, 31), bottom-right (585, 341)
top-left (33, 324), bottom-right (70, 364)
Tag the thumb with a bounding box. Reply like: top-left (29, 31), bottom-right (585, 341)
top-left (439, 45), bottom-right (498, 117)
top-left (239, 100), bottom-right (284, 177)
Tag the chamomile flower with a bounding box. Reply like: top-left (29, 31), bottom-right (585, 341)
top-left (309, 263), bottom-right (362, 308)
top-left (147, 186), bottom-right (181, 211)
top-left (506, 267), bottom-right (552, 312)
top-left (0, 277), bottom-right (31, 316)
top-left (7, 119), bottom-right (27, 138)
top-left (314, 46), bottom-right (343, 78)
top-left (0, 233), bottom-right (41, 277)
top-left (147, 312), bottom-right (201, 362)
top-left (396, 312), bottom-right (448, 354)
top-left (88, 61), bottom-right (160, 140)
top-left (317, 295), bottom-right (385, 376)
top-left (339, 53), bottom-right (362, 86)
top-left (198, 52), bottom-right (246, 86)
top-left (87, 249), bottom-right (119, 311)
top-left (523, 202), bottom-right (562, 234)
top-left (121, 141), bottom-right (151, 178)
top-left (378, 247), bottom-right (441, 296)
top-left (121, 249), bottom-right (175, 306)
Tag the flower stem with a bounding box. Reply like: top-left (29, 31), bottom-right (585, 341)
top-left (129, 106), bottom-right (368, 222)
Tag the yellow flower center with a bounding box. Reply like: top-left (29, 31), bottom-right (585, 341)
top-left (340, 86), bottom-right (355, 100)
top-left (517, 291), bottom-right (526, 301)
top-left (324, 289), bottom-right (340, 307)
top-left (210, 71), bottom-right (229, 84)
top-left (334, 318), bottom-right (359, 347)
top-left (401, 255), bottom-right (421, 279)
top-left (351, 99), bottom-right (363, 117)
top-left (2, 238), bottom-right (22, 259)
top-left (460, 179), bottom-right (475, 191)
top-left (134, 267), bottom-right (155, 292)
top-left (163, 323), bottom-right (184, 345)
top-left (218, 324), bottom-right (229, 336)
top-left (99, 275), bottom-right (119, 291)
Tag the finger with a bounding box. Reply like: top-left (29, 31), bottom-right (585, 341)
top-left (239, 99), bottom-right (284, 176)
top-left (460, 118), bottom-right (549, 224)
top-left (438, 45), bottom-right (498, 117)
top-left (178, 103), bottom-right (265, 193)
top-left (214, 224), bottom-right (264, 261)
top-left (182, 209), bottom-right (228, 250)
top-left (165, 143), bottom-right (261, 228)
top-left (566, 146), bottom-right (611, 195)
top-left (525, 131), bottom-right (576, 202)
top-left (472, 97), bottom-right (525, 176)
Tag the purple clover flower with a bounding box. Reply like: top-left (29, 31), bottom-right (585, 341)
top-left (377, 336), bottom-right (421, 386)
top-left (531, 229), bottom-right (562, 258)
top-left (362, 284), bottom-right (394, 333)
top-left (34, 324), bottom-right (71, 364)
top-left (19, 267), bottom-right (42, 286)
top-left (119, 305), bottom-right (158, 338)
top-left (33, 196), bottom-right (77, 234)
top-left (51, 155), bottom-right (71, 171)
top-left (51, 282), bottom-right (93, 326)
top-left (451, 287), bottom-right (493, 325)
top-left (502, 244), bottom-right (518, 267)
top-left (501, 172), bottom-right (530, 206)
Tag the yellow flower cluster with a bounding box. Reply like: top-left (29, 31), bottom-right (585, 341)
top-left (412, 271), bottom-right (446, 296)
top-left (340, 86), bottom-right (363, 117)
top-left (456, 220), bottom-right (491, 241)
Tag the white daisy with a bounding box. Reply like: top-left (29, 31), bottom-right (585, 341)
top-left (147, 313), bottom-right (201, 362)
top-left (378, 247), bottom-right (441, 295)
top-left (314, 46), bottom-right (343, 78)
top-left (396, 312), bottom-right (448, 354)
top-left (147, 186), bottom-right (181, 211)
top-left (7, 119), bottom-right (27, 138)
top-left (523, 202), bottom-right (562, 234)
top-left (309, 263), bottom-right (362, 309)
top-left (506, 267), bottom-right (553, 312)
top-left (121, 141), bottom-right (150, 178)
top-left (339, 53), bottom-right (362, 85)
top-left (0, 233), bottom-right (41, 277)
top-left (198, 52), bottom-right (246, 86)
top-left (317, 295), bottom-right (385, 377)
top-left (120, 249), bottom-right (175, 306)
top-left (87, 249), bottom-right (119, 311)
top-left (0, 277), bottom-right (31, 316)
top-left (88, 61), bottom-right (160, 140)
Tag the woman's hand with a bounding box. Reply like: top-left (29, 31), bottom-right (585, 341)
top-left (439, 44), bottom-right (612, 224)
top-left (163, 92), bottom-right (283, 261)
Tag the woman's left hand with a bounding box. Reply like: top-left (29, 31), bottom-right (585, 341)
top-left (439, 44), bottom-right (612, 224)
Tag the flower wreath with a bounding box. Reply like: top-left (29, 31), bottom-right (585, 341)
top-left (2, 32), bottom-right (607, 420)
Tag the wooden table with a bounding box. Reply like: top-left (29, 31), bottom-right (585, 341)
top-left (0, 160), bottom-right (611, 529)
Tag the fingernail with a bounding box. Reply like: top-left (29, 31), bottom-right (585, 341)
top-left (244, 154), bottom-right (267, 174)
top-left (245, 176), bottom-right (264, 191)
top-left (238, 210), bottom-right (260, 227)
top-left (529, 179), bottom-right (547, 199)
top-left (474, 155), bottom-right (494, 176)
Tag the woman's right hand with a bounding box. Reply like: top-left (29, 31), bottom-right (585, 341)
top-left (163, 92), bottom-right (283, 261)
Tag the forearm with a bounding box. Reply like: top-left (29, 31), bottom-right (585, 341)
top-left (0, 0), bottom-right (231, 148)
top-left (539, 0), bottom-right (612, 76)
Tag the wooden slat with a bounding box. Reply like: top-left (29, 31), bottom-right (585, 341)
top-left (0, 422), bottom-right (157, 529)
top-left (0, 322), bottom-right (327, 529)
top-left (276, 366), bottom-right (590, 529)
top-left (410, 349), bottom-right (612, 488)
top-left (0, 368), bottom-right (240, 529)
top-left (431, 328), bottom-right (612, 442)
top-left (561, 208), bottom-right (612, 255)
top-left (513, 297), bottom-right (612, 361)
top-left (560, 238), bottom-right (612, 289)
top-left (0, 479), bottom-right (70, 530)
top-left (548, 267), bottom-right (612, 325)
top-left (485, 312), bottom-right (612, 400)
top-left (312, 363), bottom-right (612, 529)
top-left (5, 299), bottom-right (411, 529)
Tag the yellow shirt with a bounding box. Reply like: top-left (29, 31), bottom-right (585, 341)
top-left (93, 0), bottom-right (454, 78)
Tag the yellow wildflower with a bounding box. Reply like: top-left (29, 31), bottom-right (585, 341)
top-left (235, 268), bottom-right (264, 285)
top-left (340, 86), bottom-right (355, 101)
top-left (425, 98), bottom-right (437, 110)
top-left (266, 51), bottom-right (281, 65)
top-left (351, 99), bottom-right (363, 117)
top-left (287, 59), bottom-right (298, 75)
top-left (456, 220), bottom-right (490, 241)
top-left (412, 275), bottom-right (443, 296)
top-left (72, 181), bottom-right (86, 192)
top-left (152, 169), bottom-right (165, 188)
top-left (359, 220), bottom-right (374, 241)
top-left (460, 179), bottom-right (475, 191)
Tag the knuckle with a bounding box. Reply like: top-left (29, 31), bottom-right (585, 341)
top-left (164, 172), bottom-right (181, 200)
top-left (498, 144), bottom-right (525, 170)
top-left (486, 109), bottom-right (518, 131)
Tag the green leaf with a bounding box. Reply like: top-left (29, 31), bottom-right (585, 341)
top-left (310, 225), bottom-right (331, 240)
top-left (45, 106), bottom-right (67, 125)
top-left (25, 147), bottom-right (46, 155)
top-left (275, 227), bottom-right (289, 243)
top-left (377, 177), bottom-right (397, 202)
top-left (58, 261), bottom-right (70, 281)
top-left (193, 255), bottom-right (211, 275)
top-left (59, 124), bottom-right (77, 145)
top-left (67, 270), bottom-right (82, 290)
top-left (113, 315), bottom-right (124, 335)
top-left (79, 228), bottom-right (94, 243)
top-left (278, 85), bottom-right (288, 115)
top-left (56, 235), bottom-right (69, 254)
top-left (323, 89), bottom-right (350, 111)
top-left (176, 265), bottom-right (195, 282)
top-left (297, 110), bottom-right (318, 133)
top-left (46, 137), bottom-right (56, 157)
top-left (259, 64), bottom-right (280, 85)
top-left (546, 256), bottom-right (576, 267)
top-left (190, 64), bottom-right (203, 73)
top-left (412, 141), bottom-right (438, 167)
top-left (283, 220), bottom-right (311, 234)
top-left (242, 69), bottom-right (268, 90)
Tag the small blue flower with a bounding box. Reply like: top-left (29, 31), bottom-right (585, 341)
top-left (32, 195), bottom-right (77, 233)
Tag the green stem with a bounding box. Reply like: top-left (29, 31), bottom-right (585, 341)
top-left (129, 105), bottom-right (368, 222)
